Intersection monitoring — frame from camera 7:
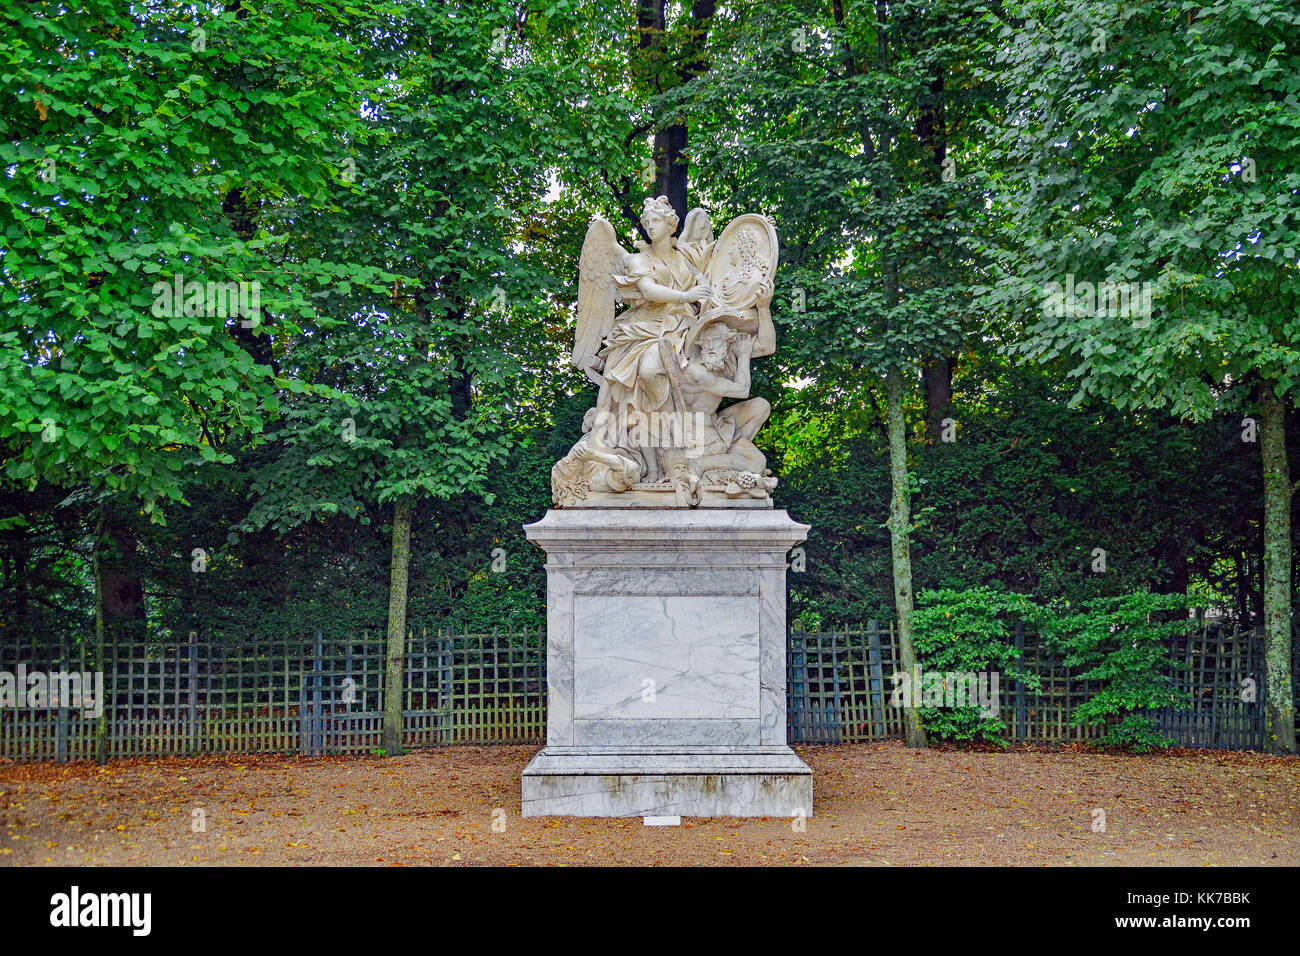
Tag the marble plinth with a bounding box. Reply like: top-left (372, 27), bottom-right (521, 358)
top-left (521, 509), bottom-right (812, 818)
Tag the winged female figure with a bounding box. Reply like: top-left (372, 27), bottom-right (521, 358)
top-left (553, 195), bottom-right (779, 507)
top-left (572, 198), bottom-right (714, 416)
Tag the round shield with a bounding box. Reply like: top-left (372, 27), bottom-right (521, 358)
top-left (704, 213), bottom-right (779, 313)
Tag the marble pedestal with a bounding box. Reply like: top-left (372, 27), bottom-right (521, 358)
top-left (520, 509), bottom-right (813, 818)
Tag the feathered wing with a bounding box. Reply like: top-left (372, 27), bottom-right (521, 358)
top-left (573, 217), bottom-right (629, 384)
top-left (678, 207), bottom-right (715, 273)
top-left (680, 207), bottom-right (714, 245)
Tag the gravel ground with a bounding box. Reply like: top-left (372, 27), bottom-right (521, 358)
top-left (1, 741), bottom-right (1296, 866)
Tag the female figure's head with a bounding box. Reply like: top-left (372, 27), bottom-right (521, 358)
top-left (639, 195), bottom-right (679, 244)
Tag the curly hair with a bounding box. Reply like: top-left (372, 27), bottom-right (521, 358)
top-left (639, 194), bottom-right (679, 232)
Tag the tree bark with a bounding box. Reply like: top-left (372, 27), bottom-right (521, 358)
top-left (868, 0), bottom-right (925, 748)
top-left (381, 496), bottom-right (414, 756)
top-left (635, 0), bottom-right (715, 222)
top-left (1258, 382), bottom-right (1296, 754)
top-left (922, 355), bottom-right (955, 441)
top-left (100, 514), bottom-right (145, 626)
top-left (887, 364), bottom-right (928, 748)
top-left (915, 61), bottom-right (956, 444)
top-left (654, 121), bottom-right (689, 221)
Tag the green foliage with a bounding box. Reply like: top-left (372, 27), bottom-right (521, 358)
top-left (782, 363), bottom-right (1263, 626)
top-left (1100, 715), bottom-right (1177, 755)
top-left (240, 0), bottom-right (579, 530)
top-left (680, 0), bottom-right (1001, 409)
top-left (1038, 591), bottom-right (1200, 752)
top-left (910, 587), bottom-right (1200, 750)
top-left (911, 587), bottom-right (1043, 745)
top-left (982, 0), bottom-right (1300, 753)
top-left (0, 488), bottom-right (94, 639)
top-left (985, 0), bottom-right (1300, 416)
top-left (0, 1), bottom-right (1289, 762)
top-left (0, 1), bottom-right (389, 514)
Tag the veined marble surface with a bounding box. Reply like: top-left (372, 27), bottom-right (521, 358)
top-left (522, 508), bottom-right (813, 816)
top-left (573, 594), bottom-right (760, 721)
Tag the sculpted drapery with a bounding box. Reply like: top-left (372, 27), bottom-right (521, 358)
top-left (552, 196), bottom-right (780, 508)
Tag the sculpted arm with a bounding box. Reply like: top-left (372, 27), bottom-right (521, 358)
top-left (688, 367), bottom-right (749, 401)
top-left (688, 337), bottom-right (754, 400)
top-left (753, 302), bottom-right (775, 357)
top-left (636, 274), bottom-right (711, 304)
top-left (730, 334), bottom-right (754, 396)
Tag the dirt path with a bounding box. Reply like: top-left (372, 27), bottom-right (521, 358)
top-left (1, 742), bottom-right (1295, 866)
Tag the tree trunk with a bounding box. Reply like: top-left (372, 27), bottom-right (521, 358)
top-left (915, 62), bottom-right (955, 445)
top-left (887, 364), bottom-right (927, 748)
top-left (381, 496), bottom-right (414, 756)
top-left (1258, 382), bottom-right (1296, 754)
top-left (922, 355), bottom-right (954, 441)
top-left (635, 0), bottom-right (715, 222)
top-left (100, 514), bottom-right (145, 627)
top-left (654, 121), bottom-right (689, 222)
top-left (876, 0), bottom-right (923, 748)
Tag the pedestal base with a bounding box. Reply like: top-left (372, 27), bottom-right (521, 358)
top-left (522, 508), bottom-right (813, 818)
top-left (521, 746), bottom-right (812, 818)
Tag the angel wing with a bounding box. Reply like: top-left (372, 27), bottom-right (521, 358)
top-left (680, 207), bottom-right (714, 245)
top-left (573, 216), bottom-right (630, 385)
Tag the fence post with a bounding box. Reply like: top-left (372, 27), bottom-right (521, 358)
top-left (297, 637), bottom-right (316, 758)
top-left (1256, 624), bottom-right (1268, 752)
top-left (829, 629), bottom-right (842, 744)
top-left (187, 631), bottom-right (199, 754)
top-left (56, 702), bottom-right (69, 763)
top-left (344, 641), bottom-right (355, 754)
top-left (311, 630), bottom-right (324, 756)
top-left (298, 678), bottom-right (308, 756)
top-left (1013, 623), bottom-right (1026, 743)
top-left (866, 621), bottom-right (885, 740)
top-left (436, 626), bottom-right (453, 746)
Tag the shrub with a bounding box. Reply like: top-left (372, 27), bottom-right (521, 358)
top-left (910, 587), bottom-right (1043, 746)
top-left (1037, 591), bottom-right (1197, 752)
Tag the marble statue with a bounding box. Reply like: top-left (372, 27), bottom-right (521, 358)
top-left (551, 196), bottom-right (780, 508)
top-left (523, 197), bottom-right (812, 817)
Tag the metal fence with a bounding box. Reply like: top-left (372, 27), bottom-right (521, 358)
top-left (0, 622), bottom-right (1293, 761)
